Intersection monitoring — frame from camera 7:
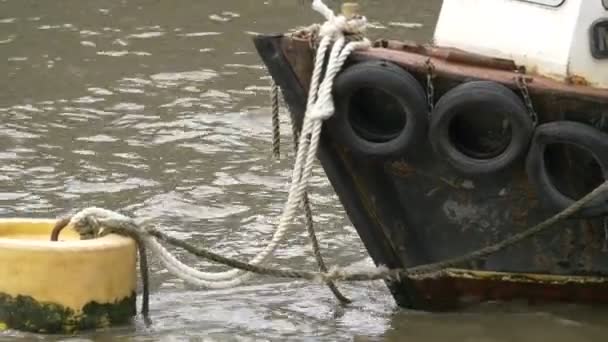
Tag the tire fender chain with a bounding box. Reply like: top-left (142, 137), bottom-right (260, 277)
top-left (425, 58), bottom-right (435, 113)
top-left (515, 72), bottom-right (539, 127)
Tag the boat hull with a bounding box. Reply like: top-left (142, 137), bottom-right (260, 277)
top-left (253, 34), bottom-right (608, 310)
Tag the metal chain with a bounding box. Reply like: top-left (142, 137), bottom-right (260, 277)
top-left (515, 75), bottom-right (539, 126)
top-left (425, 58), bottom-right (435, 112)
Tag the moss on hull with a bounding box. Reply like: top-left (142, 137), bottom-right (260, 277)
top-left (0, 291), bottom-right (136, 334)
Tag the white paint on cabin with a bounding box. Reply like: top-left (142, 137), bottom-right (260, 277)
top-left (433, 0), bottom-right (608, 88)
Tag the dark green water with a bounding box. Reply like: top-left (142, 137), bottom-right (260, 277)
top-left (1, 0), bottom-right (606, 340)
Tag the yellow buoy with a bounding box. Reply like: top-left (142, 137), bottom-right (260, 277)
top-left (0, 218), bottom-right (137, 334)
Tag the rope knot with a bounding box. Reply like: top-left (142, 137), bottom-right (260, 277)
top-left (307, 102), bottom-right (335, 121)
top-left (318, 14), bottom-right (367, 38)
top-left (69, 206), bottom-right (135, 238)
top-left (313, 0), bottom-right (367, 39)
top-left (74, 215), bottom-right (103, 239)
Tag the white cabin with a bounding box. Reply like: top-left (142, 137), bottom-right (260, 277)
top-left (433, 0), bottom-right (608, 89)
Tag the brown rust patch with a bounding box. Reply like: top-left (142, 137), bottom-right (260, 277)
top-left (344, 158), bottom-right (402, 258)
top-left (281, 37), bottom-right (314, 94)
top-left (389, 161), bottom-right (417, 178)
top-left (409, 268), bottom-right (608, 310)
top-left (280, 36), bottom-right (607, 127)
top-left (580, 220), bottom-right (599, 272)
top-left (567, 74), bottom-right (590, 87)
top-left (560, 226), bottom-right (575, 266)
top-left (510, 202), bottom-right (529, 228)
top-left (375, 39), bottom-right (519, 72)
top-left (532, 235), bottom-right (554, 272)
top-left (354, 47), bottom-right (608, 103)
top-left (583, 220), bottom-right (603, 251)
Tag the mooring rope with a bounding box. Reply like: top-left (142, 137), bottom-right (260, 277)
top-left (50, 214), bottom-right (151, 322)
top-left (262, 0), bottom-right (370, 302)
top-left (268, 84), bottom-right (352, 303)
top-left (270, 80), bottom-right (281, 159)
top-left (288, 101), bottom-right (351, 304)
top-left (52, 180), bottom-right (608, 313)
top-left (81, 0), bottom-right (370, 289)
top-left (267, 42), bottom-right (352, 303)
top-left (53, 0), bottom-right (366, 292)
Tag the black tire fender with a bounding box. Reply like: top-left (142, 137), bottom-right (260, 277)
top-left (429, 81), bottom-right (534, 175)
top-left (328, 60), bottom-right (429, 157)
top-left (525, 120), bottom-right (608, 218)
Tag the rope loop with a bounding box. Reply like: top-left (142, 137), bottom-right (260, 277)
top-left (55, 180), bottom-right (608, 292)
top-left (308, 102), bottom-right (335, 120)
top-left (61, 0), bottom-right (372, 292)
top-left (52, 0), bottom-right (373, 307)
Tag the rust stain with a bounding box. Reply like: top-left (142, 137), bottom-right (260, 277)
top-left (281, 37), bottom-right (314, 94)
top-left (409, 268), bottom-right (608, 310)
top-left (389, 160), bottom-right (417, 178)
top-left (567, 74), bottom-right (590, 87)
top-left (335, 148), bottom-right (409, 266)
top-left (580, 220), bottom-right (599, 272)
top-left (275, 35), bottom-right (608, 309)
top-left (511, 202), bottom-right (529, 228)
top-left (354, 46), bottom-right (608, 103)
top-left (560, 227), bottom-right (575, 264)
top-left (532, 236), bottom-right (554, 272)
top-left (413, 268), bottom-right (608, 284)
top-left (376, 39), bottom-right (519, 72)
top-left (387, 161), bottom-right (463, 192)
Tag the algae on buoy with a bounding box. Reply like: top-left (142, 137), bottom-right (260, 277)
top-left (0, 218), bottom-right (137, 334)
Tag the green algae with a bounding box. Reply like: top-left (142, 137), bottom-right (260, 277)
top-left (0, 291), bottom-right (136, 334)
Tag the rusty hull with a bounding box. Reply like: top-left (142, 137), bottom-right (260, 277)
top-left (253, 35), bottom-right (608, 310)
top-left (411, 268), bottom-right (608, 311)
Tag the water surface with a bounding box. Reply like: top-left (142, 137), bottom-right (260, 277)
top-left (1, 0), bottom-right (606, 341)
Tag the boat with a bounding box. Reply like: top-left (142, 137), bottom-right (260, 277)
top-left (252, 0), bottom-right (608, 310)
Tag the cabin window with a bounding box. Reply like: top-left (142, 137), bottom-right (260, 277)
top-left (517, 0), bottom-right (565, 7)
top-left (591, 20), bottom-right (608, 59)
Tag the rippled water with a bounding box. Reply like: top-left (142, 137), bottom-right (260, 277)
top-left (1, 0), bottom-right (607, 341)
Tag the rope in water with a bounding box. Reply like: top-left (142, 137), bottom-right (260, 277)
top-left (89, 0), bottom-right (368, 290)
top-left (262, 0), bottom-right (371, 303)
top-left (50, 0), bottom-right (367, 310)
top-left (52, 0), bottom-right (363, 292)
top-left (52, 180), bottom-right (608, 315)
top-left (287, 97), bottom-right (351, 304)
top-left (267, 5), bottom-right (356, 301)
